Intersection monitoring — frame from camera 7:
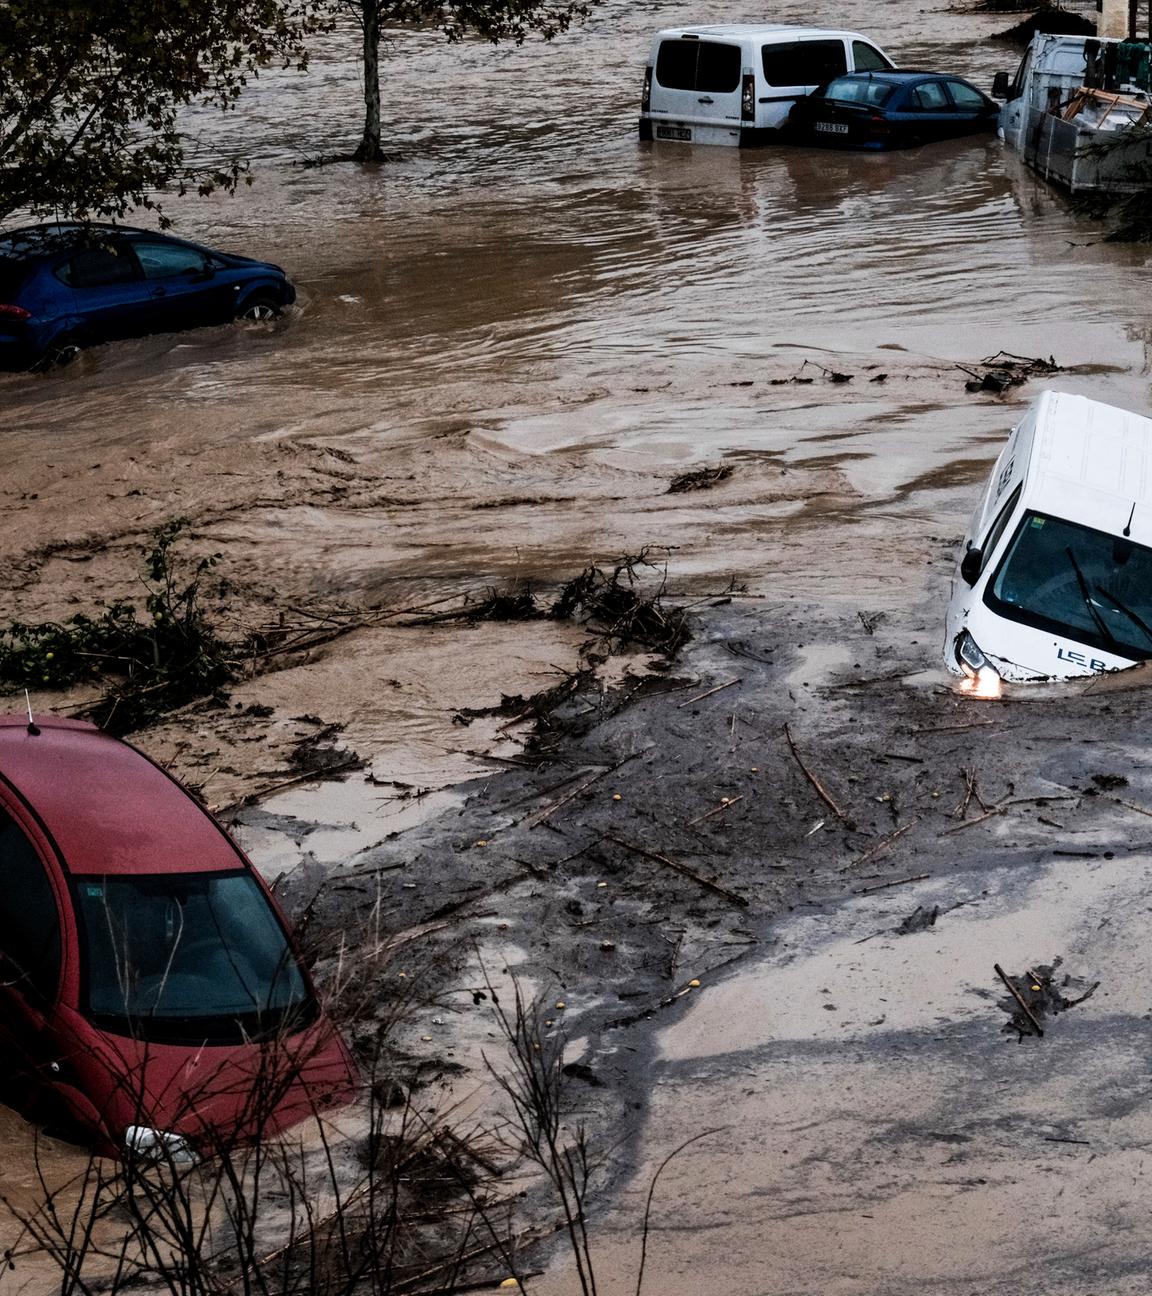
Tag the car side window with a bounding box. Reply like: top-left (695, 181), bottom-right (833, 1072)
top-left (132, 241), bottom-right (209, 280)
top-left (852, 41), bottom-right (891, 72)
top-left (762, 39), bottom-right (847, 87)
top-left (981, 484), bottom-right (1023, 562)
top-left (0, 811), bottom-right (62, 1002)
top-left (56, 245), bottom-right (139, 289)
top-left (946, 80), bottom-right (989, 110)
top-left (912, 81), bottom-right (950, 111)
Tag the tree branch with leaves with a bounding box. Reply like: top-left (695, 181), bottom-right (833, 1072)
top-left (0, 0), bottom-right (326, 225)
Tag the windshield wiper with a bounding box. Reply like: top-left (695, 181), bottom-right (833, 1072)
top-left (1093, 583), bottom-right (1152, 653)
top-left (1065, 547), bottom-right (1122, 652)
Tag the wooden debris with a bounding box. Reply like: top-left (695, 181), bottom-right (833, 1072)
top-left (605, 834), bottom-right (749, 908)
top-left (858, 873), bottom-right (929, 895)
top-left (939, 805), bottom-right (1005, 836)
top-left (687, 795), bottom-right (745, 828)
top-left (678, 678), bottom-right (742, 708)
top-left (212, 754), bottom-right (362, 818)
top-left (842, 820), bottom-right (918, 871)
top-left (910, 719), bottom-right (995, 733)
top-left (783, 722), bottom-right (848, 823)
top-left (994, 962), bottom-right (1045, 1038)
top-left (523, 745), bottom-right (653, 829)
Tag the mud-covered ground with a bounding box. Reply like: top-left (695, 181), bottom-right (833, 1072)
top-left (249, 581), bottom-right (1152, 1295)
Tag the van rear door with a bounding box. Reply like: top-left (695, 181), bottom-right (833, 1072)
top-left (651, 36), bottom-right (744, 142)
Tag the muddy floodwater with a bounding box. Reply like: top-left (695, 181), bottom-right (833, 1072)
top-left (3, 0), bottom-right (1152, 1291)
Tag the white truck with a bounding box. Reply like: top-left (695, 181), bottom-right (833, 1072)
top-left (945, 390), bottom-right (1152, 688)
top-left (995, 32), bottom-right (1152, 191)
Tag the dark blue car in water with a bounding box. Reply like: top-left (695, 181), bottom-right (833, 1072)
top-left (787, 71), bottom-right (999, 149)
top-left (0, 223), bottom-right (296, 370)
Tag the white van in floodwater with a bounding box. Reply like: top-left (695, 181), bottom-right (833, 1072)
top-left (945, 391), bottom-right (1152, 687)
top-left (638, 25), bottom-right (895, 146)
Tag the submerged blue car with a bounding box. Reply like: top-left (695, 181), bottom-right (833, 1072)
top-left (0, 223), bottom-right (296, 370)
top-left (787, 71), bottom-right (999, 149)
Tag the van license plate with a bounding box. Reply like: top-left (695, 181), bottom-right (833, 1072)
top-left (815, 122), bottom-right (850, 134)
top-left (656, 125), bottom-right (692, 141)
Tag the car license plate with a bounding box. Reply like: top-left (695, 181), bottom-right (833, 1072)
top-left (656, 125), bottom-right (692, 141)
top-left (815, 122), bottom-right (850, 135)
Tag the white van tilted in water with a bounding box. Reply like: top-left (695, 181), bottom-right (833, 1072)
top-left (945, 391), bottom-right (1152, 687)
top-left (638, 25), bottom-right (894, 147)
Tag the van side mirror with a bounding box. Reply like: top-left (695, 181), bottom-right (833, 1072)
top-left (960, 547), bottom-right (984, 585)
top-left (991, 71), bottom-right (1010, 100)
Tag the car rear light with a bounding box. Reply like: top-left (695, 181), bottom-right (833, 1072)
top-left (0, 303), bottom-right (30, 320)
top-left (641, 66), bottom-right (652, 113)
top-left (742, 73), bottom-right (755, 121)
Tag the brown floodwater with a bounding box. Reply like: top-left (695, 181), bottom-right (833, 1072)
top-left (2, 0), bottom-right (1152, 1289)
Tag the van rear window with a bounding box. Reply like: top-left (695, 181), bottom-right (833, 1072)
top-left (656, 39), bottom-right (741, 93)
top-left (762, 39), bottom-right (847, 88)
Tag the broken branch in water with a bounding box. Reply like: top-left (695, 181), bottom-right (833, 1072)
top-left (605, 834), bottom-right (749, 908)
top-left (212, 754), bottom-right (363, 818)
top-left (783, 722), bottom-right (848, 823)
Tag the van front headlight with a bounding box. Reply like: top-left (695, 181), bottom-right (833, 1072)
top-left (955, 631), bottom-right (1002, 698)
top-left (956, 630), bottom-right (988, 677)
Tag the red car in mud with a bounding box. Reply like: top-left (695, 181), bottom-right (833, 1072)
top-left (0, 714), bottom-right (356, 1158)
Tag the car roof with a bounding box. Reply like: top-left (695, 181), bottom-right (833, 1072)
top-left (1024, 391), bottom-right (1152, 545)
top-left (826, 70), bottom-right (961, 83)
top-left (0, 223), bottom-right (166, 260)
top-left (0, 716), bottom-right (244, 876)
top-left (655, 25), bottom-right (871, 41)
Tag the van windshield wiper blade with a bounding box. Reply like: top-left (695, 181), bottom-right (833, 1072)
top-left (1065, 547), bottom-right (1121, 652)
top-left (1093, 583), bottom-right (1152, 652)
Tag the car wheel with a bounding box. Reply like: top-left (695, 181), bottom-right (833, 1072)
top-left (236, 294), bottom-right (282, 323)
top-left (31, 337), bottom-right (83, 372)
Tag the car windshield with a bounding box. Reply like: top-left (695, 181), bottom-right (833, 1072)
top-left (986, 510), bottom-right (1152, 660)
top-left (73, 870), bottom-right (313, 1043)
top-left (822, 77), bottom-right (895, 107)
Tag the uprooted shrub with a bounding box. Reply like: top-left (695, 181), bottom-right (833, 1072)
top-left (0, 518), bottom-right (236, 732)
top-left (407, 551), bottom-right (690, 660)
top-left (551, 550), bottom-right (690, 658)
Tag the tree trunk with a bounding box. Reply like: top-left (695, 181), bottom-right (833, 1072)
top-left (354, 0), bottom-right (384, 162)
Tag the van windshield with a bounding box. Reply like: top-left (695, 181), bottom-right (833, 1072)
top-left (986, 511), bottom-right (1152, 660)
top-left (73, 871), bottom-right (313, 1043)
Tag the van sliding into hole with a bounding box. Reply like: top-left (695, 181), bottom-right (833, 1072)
top-left (945, 390), bottom-right (1152, 686)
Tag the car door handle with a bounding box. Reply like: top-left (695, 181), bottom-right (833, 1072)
top-left (150, 287), bottom-right (167, 298)
top-left (698, 96), bottom-right (714, 105)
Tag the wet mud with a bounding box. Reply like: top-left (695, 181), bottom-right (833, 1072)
top-left (3, 0), bottom-right (1152, 1289)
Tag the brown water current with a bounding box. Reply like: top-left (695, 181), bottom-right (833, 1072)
top-left (2, 0), bottom-right (1152, 1289)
